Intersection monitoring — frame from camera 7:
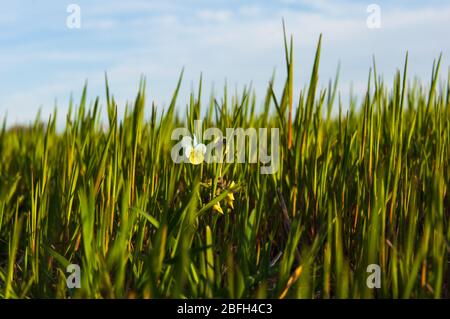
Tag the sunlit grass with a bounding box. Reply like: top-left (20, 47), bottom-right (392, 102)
top-left (0, 32), bottom-right (449, 299)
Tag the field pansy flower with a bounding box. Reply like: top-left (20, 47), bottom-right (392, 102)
top-left (181, 134), bottom-right (206, 165)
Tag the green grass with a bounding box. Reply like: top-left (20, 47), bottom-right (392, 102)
top-left (0, 33), bottom-right (449, 299)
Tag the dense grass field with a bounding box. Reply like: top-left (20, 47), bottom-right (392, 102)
top-left (0, 35), bottom-right (449, 299)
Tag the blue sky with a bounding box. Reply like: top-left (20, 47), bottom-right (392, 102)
top-left (1, 0), bottom-right (449, 125)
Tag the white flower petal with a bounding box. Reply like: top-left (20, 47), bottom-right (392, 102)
top-left (184, 145), bottom-right (193, 160)
top-left (195, 143), bottom-right (207, 155)
top-left (180, 136), bottom-right (193, 149)
top-left (193, 134), bottom-right (198, 146)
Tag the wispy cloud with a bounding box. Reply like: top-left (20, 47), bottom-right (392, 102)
top-left (0, 0), bottom-right (449, 124)
top-left (197, 9), bottom-right (233, 23)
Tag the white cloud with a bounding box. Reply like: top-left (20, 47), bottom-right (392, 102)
top-left (83, 19), bottom-right (118, 30)
top-left (85, 1), bottom-right (181, 15)
top-left (197, 9), bottom-right (232, 23)
top-left (238, 5), bottom-right (263, 17)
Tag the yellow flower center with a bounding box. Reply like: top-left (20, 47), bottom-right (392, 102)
top-left (189, 149), bottom-right (204, 165)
